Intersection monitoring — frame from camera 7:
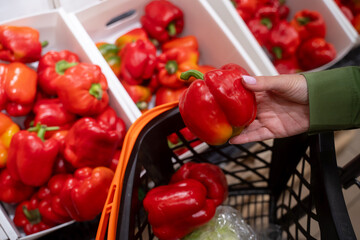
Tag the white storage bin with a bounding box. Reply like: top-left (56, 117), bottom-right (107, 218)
top-left (206, 0), bottom-right (358, 74)
top-left (0, 8), bottom-right (135, 240)
top-left (64, 0), bottom-right (269, 118)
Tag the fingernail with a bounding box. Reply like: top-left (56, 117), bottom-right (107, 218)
top-left (242, 75), bottom-right (256, 84)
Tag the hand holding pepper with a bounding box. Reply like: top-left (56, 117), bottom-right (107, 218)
top-left (179, 64), bottom-right (257, 145)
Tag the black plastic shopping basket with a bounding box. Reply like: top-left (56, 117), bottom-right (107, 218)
top-left (96, 102), bottom-right (356, 240)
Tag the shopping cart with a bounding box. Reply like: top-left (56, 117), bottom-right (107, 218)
top-left (96, 102), bottom-right (356, 240)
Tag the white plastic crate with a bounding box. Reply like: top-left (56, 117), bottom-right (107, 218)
top-left (0, 8), bottom-right (135, 240)
top-left (64, 0), bottom-right (270, 118)
top-left (206, 0), bottom-right (358, 74)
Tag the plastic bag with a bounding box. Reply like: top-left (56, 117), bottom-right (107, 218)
top-left (183, 206), bottom-right (257, 240)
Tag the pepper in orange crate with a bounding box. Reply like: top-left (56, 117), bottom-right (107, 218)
top-left (179, 64), bottom-right (257, 146)
top-left (0, 25), bottom-right (46, 63)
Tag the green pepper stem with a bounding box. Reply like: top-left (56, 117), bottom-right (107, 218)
top-left (272, 47), bottom-right (283, 60)
top-left (55, 60), bottom-right (78, 75)
top-left (261, 17), bottom-right (272, 30)
top-left (167, 22), bottom-right (176, 36)
top-left (136, 101), bottom-right (148, 110)
top-left (165, 60), bottom-right (178, 74)
top-left (41, 40), bottom-right (49, 48)
top-left (27, 123), bottom-right (60, 141)
top-left (297, 17), bottom-right (311, 26)
top-left (180, 69), bottom-right (204, 81)
top-left (22, 206), bottom-right (42, 225)
top-left (89, 83), bottom-right (103, 100)
top-left (98, 43), bottom-right (119, 56)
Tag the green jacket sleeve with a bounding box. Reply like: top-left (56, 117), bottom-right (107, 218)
top-left (302, 66), bottom-right (360, 134)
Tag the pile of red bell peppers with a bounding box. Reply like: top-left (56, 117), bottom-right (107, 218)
top-left (232, 0), bottom-right (337, 73)
top-left (143, 162), bottom-right (228, 240)
top-left (0, 25), bottom-right (127, 235)
top-left (96, 0), bottom-right (217, 113)
top-left (334, 0), bottom-right (360, 34)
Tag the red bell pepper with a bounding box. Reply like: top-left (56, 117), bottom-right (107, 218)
top-left (231, 0), bottom-right (258, 23)
top-left (352, 13), bottom-right (360, 34)
top-left (156, 47), bottom-right (199, 88)
top-left (37, 174), bottom-right (73, 225)
top-left (2, 62), bottom-right (37, 116)
top-left (290, 10), bottom-right (326, 41)
top-left (55, 63), bottom-right (109, 116)
top-left (247, 17), bottom-right (273, 47)
top-left (95, 105), bottom-right (127, 147)
top-left (60, 166), bottom-right (114, 221)
top-left (121, 80), bottom-right (153, 111)
top-left (0, 168), bottom-right (34, 203)
top-left (141, 0), bottom-right (184, 43)
top-left (63, 117), bottom-right (122, 168)
top-left (170, 162), bottom-right (228, 206)
top-left (37, 50), bottom-right (79, 96)
top-left (161, 35), bottom-right (198, 52)
top-left (96, 42), bottom-right (122, 78)
top-left (119, 39), bottom-right (157, 85)
top-left (143, 179), bottom-right (216, 240)
top-left (297, 37), bottom-right (336, 70)
top-left (0, 25), bottom-right (45, 63)
top-left (179, 64), bottom-right (257, 146)
top-left (340, 5), bottom-right (354, 22)
top-left (32, 98), bottom-right (77, 138)
top-left (109, 149), bottom-right (121, 172)
top-left (155, 86), bottom-right (187, 106)
top-left (13, 197), bottom-right (53, 235)
top-left (267, 20), bottom-right (300, 60)
top-left (273, 55), bottom-right (301, 74)
top-left (115, 28), bottom-right (149, 50)
top-left (0, 64), bottom-right (7, 110)
top-left (7, 124), bottom-right (60, 186)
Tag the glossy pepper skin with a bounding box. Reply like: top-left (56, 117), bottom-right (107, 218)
top-left (95, 105), bottom-right (127, 147)
top-left (63, 117), bottom-right (122, 168)
top-left (274, 55), bottom-right (301, 74)
top-left (141, 0), bottom-right (184, 43)
top-left (267, 20), bottom-right (300, 60)
top-left (7, 124), bottom-right (60, 186)
top-left (179, 64), bottom-right (257, 146)
top-left (297, 37), bottom-right (336, 70)
top-left (37, 50), bottom-right (79, 96)
top-left (231, 0), bottom-right (258, 23)
top-left (0, 25), bottom-right (43, 63)
top-left (0, 168), bottom-right (34, 203)
top-left (32, 98), bottom-right (77, 138)
top-left (119, 39), bottom-right (157, 85)
top-left (0, 64), bottom-right (7, 110)
top-left (0, 112), bottom-right (20, 168)
top-left (115, 28), bottom-right (149, 50)
top-left (37, 174), bottom-right (72, 225)
top-left (143, 179), bottom-right (216, 240)
top-left (55, 63), bottom-right (109, 116)
top-left (60, 167), bottom-right (114, 221)
top-left (156, 47), bottom-right (199, 88)
top-left (13, 198), bottom-right (53, 235)
top-left (3, 62), bottom-right (37, 116)
top-left (96, 42), bottom-right (121, 78)
top-left (247, 17), bottom-right (273, 47)
top-left (170, 162), bottom-right (228, 206)
top-left (291, 10), bottom-right (326, 41)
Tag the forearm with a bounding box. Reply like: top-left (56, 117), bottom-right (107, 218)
top-left (302, 66), bottom-right (360, 133)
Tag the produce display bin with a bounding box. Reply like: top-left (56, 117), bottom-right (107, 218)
top-left (64, 0), bottom-right (269, 118)
top-left (0, 8), bottom-right (135, 240)
top-left (97, 103), bottom-right (356, 240)
top-left (205, 0), bottom-right (358, 74)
